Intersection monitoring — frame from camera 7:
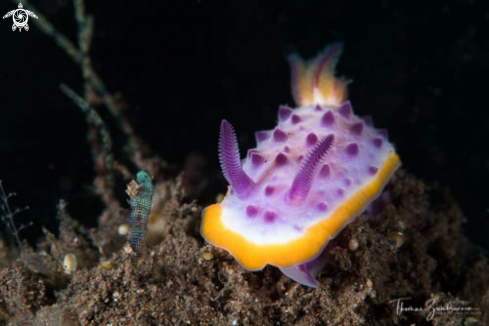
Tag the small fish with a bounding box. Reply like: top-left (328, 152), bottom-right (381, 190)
top-left (127, 171), bottom-right (154, 258)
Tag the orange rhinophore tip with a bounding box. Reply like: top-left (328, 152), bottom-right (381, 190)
top-left (288, 42), bottom-right (347, 107)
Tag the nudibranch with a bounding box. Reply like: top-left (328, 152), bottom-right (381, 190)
top-left (201, 43), bottom-right (401, 287)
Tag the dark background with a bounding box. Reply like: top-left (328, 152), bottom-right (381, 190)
top-left (0, 0), bottom-right (488, 251)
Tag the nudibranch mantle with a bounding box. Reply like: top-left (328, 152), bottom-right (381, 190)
top-left (201, 43), bottom-right (401, 288)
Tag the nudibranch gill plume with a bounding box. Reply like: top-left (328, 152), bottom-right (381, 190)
top-left (201, 43), bottom-right (401, 287)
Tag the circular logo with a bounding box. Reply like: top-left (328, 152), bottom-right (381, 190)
top-left (3, 3), bottom-right (38, 32)
top-left (13, 9), bottom-right (28, 28)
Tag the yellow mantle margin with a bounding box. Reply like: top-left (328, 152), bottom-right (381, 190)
top-left (201, 151), bottom-right (401, 270)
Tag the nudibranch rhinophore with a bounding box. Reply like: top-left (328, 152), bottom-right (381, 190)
top-left (201, 43), bottom-right (401, 288)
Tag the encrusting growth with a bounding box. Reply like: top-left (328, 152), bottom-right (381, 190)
top-left (126, 171), bottom-right (154, 258)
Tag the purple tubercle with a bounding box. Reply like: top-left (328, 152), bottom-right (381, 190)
top-left (378, 129), bottom-right (388, 139)
top-left (315, 104), bottom-right (323, 111)
top-left (279, 106), bottom-right (292, 121)
top-left (291, 114), bottom-right (301, 124)
top-left (265, 185), bottom-right (275, 196)
top-left (275, 153), bottom-right (288, 166)
top-left (368, 166), bottom-right (379, 175)
top-left (319, 164), bottom-right (330, 177)
top-left (287, 135), bottom-right (334, 204)
top-left (273, 129), bottom-right (287, 142)
top-left (284, 146), bottom-right (290, 153)
top-left (362, 116), bottom-right (373, 126)
top-left (251, 153), bottom-right (264, 166)
top-left (321, 111), bottom-right (335, 127)
top-left (373, 137), bottom-right (383, 148)
top-left (264, 211), bottom-right (277, 223)
top-left (219, 120), bottom-right (255, 198)
top-left (337, 188), bottom-right (345, 196)
top-left (317, 202), bottom-right (328, 211)
top-left (255, 131), bottom-right (271, 143)
top-left (246, 205), bottom-right (258, 217)
top-left (306, 133), bottom-right (318, 146)
top-left (346, 143), bottom-right (359, 156)
top-left (351, 122), bottom-right (364, 135)
top-left (338, 101), bottom-right (352, 118)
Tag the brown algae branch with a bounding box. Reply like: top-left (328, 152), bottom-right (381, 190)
top-left (60, 84), bottom-right (115, 205)
top-left (16, 0), bottom-right (140, 156)
top-left (0, 181), bottom-right (31, 254)
top-left (73, 0), bottom-right (94, 97)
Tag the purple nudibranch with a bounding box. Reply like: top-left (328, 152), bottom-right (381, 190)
top-left (201, 43), bottom-right (401, 287)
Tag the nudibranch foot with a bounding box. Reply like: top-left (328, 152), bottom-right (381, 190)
top-left (201, 42), bottom-right (401, 288)
top-left (279, 251), bottom-right (328, 288)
